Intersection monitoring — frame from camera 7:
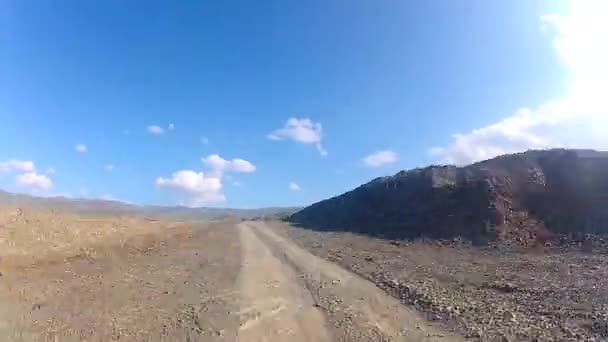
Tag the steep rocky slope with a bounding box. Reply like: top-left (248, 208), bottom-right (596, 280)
top-left (290, 149), bottom-right (608, 243)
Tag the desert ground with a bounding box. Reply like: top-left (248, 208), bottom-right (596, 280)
top-left (3, 206), bottom-right (608, 341)
top-left (273, 223), bottom-right (608, 341)
top-left (0, 207), bottom-right (460, 341)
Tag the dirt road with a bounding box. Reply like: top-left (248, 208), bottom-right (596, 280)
top-left (239, 222), bottom-right (462, 342)
top-left (0, 209), bottom-right (461, 341)
top-left (238, 223), bottom-right (329, 341)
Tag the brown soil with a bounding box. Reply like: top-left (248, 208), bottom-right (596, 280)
top-left (0, 207), bottom-right (460, 341)
top-left (0, 207), bottom-right (241, 341)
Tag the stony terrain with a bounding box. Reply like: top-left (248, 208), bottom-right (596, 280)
top-left (282, 148), bottom-right (608, 340)
top-left (0, 206), bottom-right (459, 341)
top-left (272, 221), bottom-right (608, 341)
top-left (6, 146), bottom-right (608, 342)
top-left (290, 149), bottom-right (608, 245)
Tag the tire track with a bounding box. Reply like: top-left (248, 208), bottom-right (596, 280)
top-left (247, 221), bottom-right (464, 342)
top-left (237, 223), bottom-right (329, 342)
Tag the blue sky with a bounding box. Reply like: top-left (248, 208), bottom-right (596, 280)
top-left (1, 0), bottom-right (606, 208)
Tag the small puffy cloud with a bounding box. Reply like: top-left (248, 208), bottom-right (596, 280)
top-left (202, 154), bottom-right (256, 175)
top-left (16, 172), bottom-right (53, 190)
top-left (158, 154), bottom-right (255, 206)
top-left (168, 123), bottom-right (175, 130)
top-left (0, 160), bottom-right (35, 173)
top-left (289, 182), bottom-right (301, 191)
top-left (104, 164), bottom-right (114, 172)
top-left (362, 150), bottom-right (398, 168)
top-left (268, 118), bottom-right (328, 156)
top-left (75, 144), bottom-right (87, 153)
top-left (147, 125), bottom-right (164, 135)
top-left (268, 118), bottom-right (322, 143)
top-left (45, 167), bottom-right (56, 175)
top-left (2, 160), bottom-right (53, 191)
top-left (156, 170), bottom-right (225, 206)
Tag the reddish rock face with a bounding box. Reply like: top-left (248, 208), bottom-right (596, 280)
top-left (290, 149), bottom-right (608, 244)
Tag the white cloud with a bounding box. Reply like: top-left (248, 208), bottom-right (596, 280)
top-left (75, 144), bottom-right (87, 153)
top-left (428, 99), bottom-right (608, 165)
top-left (202, 154), bottom-right (256, 176)
top-left (168, 123), bottom-right (175, 130)
top-left (16, 172), bottom-right (53, 190)
top-left (157, 154), bottom-right (255, 205)
top-left (156, 170), bottom-right (225, 206)
top-left (362, 150), bottom-right (398, 168)
top-left (147, 125), bottom-right (164, 135)
top-left (45, 167), bottom-right (56, 175)
top-left (104, 164), bottom-right (114, 172)
top-left (0, 160), bottom-right (35, 173)
top-left (289, 182), bottom-right (301, 191)
top-left (1, 160), bottom-right (54, 191)
top-left (540, 1), bottom-right (608, 101)
top-left (268, 118), bottom-right (328, 156)
top-left (430, 1), bottom-right (608, 165)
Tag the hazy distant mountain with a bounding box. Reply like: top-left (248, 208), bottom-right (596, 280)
top-left (0, 190), bottom-right (298, 221)
top-left (290, 149), bottom-right (608, 244)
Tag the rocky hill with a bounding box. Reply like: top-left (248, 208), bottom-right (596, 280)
top-left (290, 149), bottom-right (608, 244)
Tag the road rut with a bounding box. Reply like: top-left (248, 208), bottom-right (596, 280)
top-left (239, 222), bottom-right (462, 342)
top-left (238, 223), bottom-right (329, 341)
top-left (0, 215), bottom-right (462, 341)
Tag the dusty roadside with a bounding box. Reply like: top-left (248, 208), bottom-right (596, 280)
top-left (270, 221), bottom-right (608, 341)
top-left (0, 208), bottom-right (241, 341)
top-left (244, 221), bottom-right (462, 342)
top-left (0, 207), bottom-right (465, 341)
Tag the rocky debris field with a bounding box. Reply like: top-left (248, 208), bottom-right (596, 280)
top-left (273, 222), bottom-right (608, 341)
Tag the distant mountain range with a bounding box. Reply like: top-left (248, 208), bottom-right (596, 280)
top-left (0, 190), bottom-right (298, 221)
top-left (290, 149), bottom-right (608, 244)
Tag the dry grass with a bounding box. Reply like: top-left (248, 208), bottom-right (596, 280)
top-left (0, 206), bottom-right (241, 341)
top-left (0, 207), bottom-right (183, 264)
